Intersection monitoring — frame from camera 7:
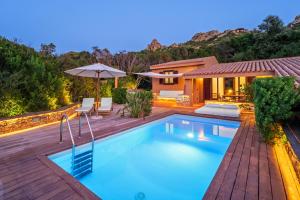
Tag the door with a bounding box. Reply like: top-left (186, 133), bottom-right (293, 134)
top-left (204, 78), bottom-right (212, 100)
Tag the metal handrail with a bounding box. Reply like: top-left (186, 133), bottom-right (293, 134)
top-left (84, 112), bottom-right (95, 141)
top-left (79, 112), bottom-right (95, 141)
top-left (60, 114), bottom-right (75, 146)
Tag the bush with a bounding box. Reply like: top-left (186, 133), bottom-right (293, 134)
top-left (122, 91), bottom-right (153, 118)
top-left (118, 76), bottom-right (139, 89)
top-left (112, 88), bottom-right (127, 104)
top-left (0, 96), bottom-right (25, 118)
top-left (252, 77), bottom-right (300, 142)
top-left (240, 84), bottom-right (254, 102)
top-left (99, 82), bottom-right (112, 97)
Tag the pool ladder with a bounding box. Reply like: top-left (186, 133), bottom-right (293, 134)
top-left (60, 112), bottom-right (94, 179)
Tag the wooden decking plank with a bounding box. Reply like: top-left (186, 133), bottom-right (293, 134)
top-left (0, 158), bottom-right (41, 178)
top-left (258, 142), bottom-right (272, 200)
top-left (203, 117), bottom-right (246, 200)
top-left (1, 162), bottom-right (46, 185)
top-left (3, 166), bottom-right (52, 194)
top-left (245, 129), bottom-right (260, 200)
top-left (35, 181), bottom-right (71, 200)
top-left (48, 189), bottom-right (80, 200)
top-left (216, 119), bottom-right (250, 199)
top-left (267, 145), bottom-right (287, 200)
top-left (231, 119), bottom-right (255, 199)
top-left (1, 190), bottom-right (31, 200)
top-left (22, 175), bottom-right (62, 199)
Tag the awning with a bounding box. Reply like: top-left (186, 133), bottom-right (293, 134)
top-left (135, 72), bottom-right (183, 78)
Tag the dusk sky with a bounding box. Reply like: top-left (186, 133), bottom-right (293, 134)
top-left (0, 0), bottom-right (299, 54)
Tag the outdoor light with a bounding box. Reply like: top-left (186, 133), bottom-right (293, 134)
top-left (182, 120), bottom-right (190, 125)
top-left (187, 132), bottom-right (194, 138)
top-left (198, 130), bottom-right (205, 140)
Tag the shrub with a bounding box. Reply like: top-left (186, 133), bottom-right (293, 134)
top-left (239, 103), bottom-right (252, 111)
top-left (121, 91), bottom-right (153, 118)
top-left (0, 96), bottom-right (25, 118)
top-left (112, 88), bottom-right (127, 104)
top-left (252, 77), bottom-right (300, 142)
top-left (99, 82), bottom-right (112, 97)
top-left (119, 76), bottom-right (139, 89)
top-left (240, 84), bottom-right (254, 102)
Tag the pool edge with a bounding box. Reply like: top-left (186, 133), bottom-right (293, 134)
top-left (39, 110), bottom-right (241, 200)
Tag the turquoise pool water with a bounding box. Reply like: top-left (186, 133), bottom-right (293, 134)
top-left (49, 114), bottom-right (240, 200)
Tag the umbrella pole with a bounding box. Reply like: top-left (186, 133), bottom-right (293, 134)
top-left (91, 71), bottom-right (103, 120)
top-left (96, 71), bottom-right (100, 113)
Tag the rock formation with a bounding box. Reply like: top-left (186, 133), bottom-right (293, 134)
top-left (289, 15), bottom-right (300, 28)
top-left (191, 30), bottom-right (220, 42)
top-left (191, 28), bottom-right (249, 42)
top-left (170, 43), bottom-right (179, 48)
top-left (147, 39), bottom-right (163, 51)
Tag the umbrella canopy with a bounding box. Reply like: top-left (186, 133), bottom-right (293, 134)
top-left (65, 63), bottom-right (126, 115)
top-left (65, 63), bottom-right (126, 78)
top-left (135, 72), bottom-right (183, 78)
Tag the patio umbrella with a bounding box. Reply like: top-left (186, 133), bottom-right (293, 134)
top-left (65, 63), bottom-right (126, 112)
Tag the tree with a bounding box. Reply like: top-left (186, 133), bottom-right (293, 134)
top-left (40, 43), bottom-right (56, 57)
top-left (258, 15), bottom-right (284, 35)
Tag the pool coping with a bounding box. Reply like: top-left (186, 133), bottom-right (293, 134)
top-left (38, 110), bottom-right (241, 200)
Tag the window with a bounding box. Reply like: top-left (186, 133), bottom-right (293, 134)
top-left (159, 70), bottom-right (178, 85)
top-left (224, 77), bottom-right (234, 95)
top-left (164, 71), bottom-right (174, 84)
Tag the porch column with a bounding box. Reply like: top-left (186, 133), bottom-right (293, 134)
top-left (238, 77), bottom-right (240, 95)
top-left (217, 78), bottom-right (219, 99)
top-left (114, 77), bottom-right (118, 88)
top-left (184, 78), bottom-right (193, 106)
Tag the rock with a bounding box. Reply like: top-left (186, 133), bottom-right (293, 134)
top-left (170, 43), bottom-right (179, 48)
top-left (217, 28), bottom-right (249, 38)
top-left (147, 39), bottom-right (163, 51)
top-left (289, 15), bottom-right (300, 28)
top-left (191, 30), bottom-right (220, 42)
top-left (191, 28), bottom-right (249, 42)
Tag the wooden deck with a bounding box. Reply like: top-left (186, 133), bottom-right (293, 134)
top-left (0, 106), bottom-right (296, 200)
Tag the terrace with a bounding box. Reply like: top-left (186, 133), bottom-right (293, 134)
top-left (0, 105), bottom-right (299, 199)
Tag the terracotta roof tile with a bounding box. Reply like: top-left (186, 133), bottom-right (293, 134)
top-left (184, 56), bottom-right (300, 84)
top-left (150, 56), bottom-right (217, 69)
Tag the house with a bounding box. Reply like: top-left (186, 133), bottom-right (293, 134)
top-left (150, 56), bottom-right (300, 105)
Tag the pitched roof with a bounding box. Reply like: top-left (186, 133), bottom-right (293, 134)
top-left (184, 56), bottom-right (300, 84)
top-left (150, 56), bottom-right (217, 69)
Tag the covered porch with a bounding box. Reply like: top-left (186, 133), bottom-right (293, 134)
top-left (184, 72), bottom-right (274, 105)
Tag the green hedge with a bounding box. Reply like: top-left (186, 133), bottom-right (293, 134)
top-left (112, 88), bottom-right (127, 104)
top-left (252, 77), bottom-right (300, 142)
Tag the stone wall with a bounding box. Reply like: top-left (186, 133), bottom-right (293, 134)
top-left (0, 104), bottom-right (79, 135)
top-left (285, 141), bottom-right (300, 183)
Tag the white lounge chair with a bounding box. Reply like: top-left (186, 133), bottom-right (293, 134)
top-left (195, 104), bottom-right (240, 118)
top-left (98, 97), bottom-right (113, 113)
top-left (76, 98), bottom-right (95, 115)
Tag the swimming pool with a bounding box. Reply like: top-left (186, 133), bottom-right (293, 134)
top-left (49, 114), bottom-right (240, 200)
